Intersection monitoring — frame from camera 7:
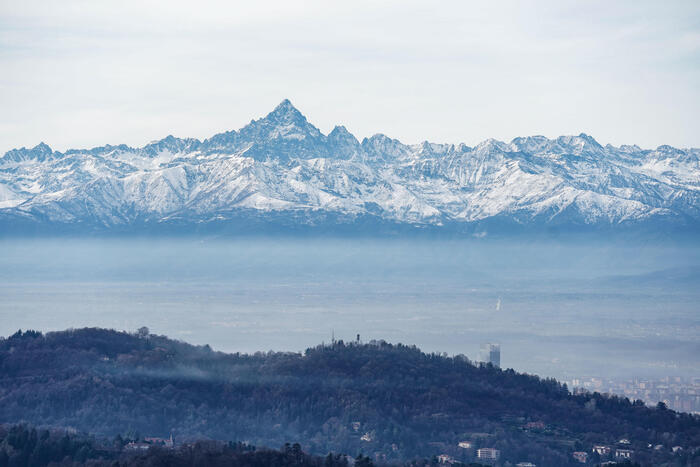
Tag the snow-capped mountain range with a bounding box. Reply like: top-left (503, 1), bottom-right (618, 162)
top-left (1, 100), bottom-right (699, 234)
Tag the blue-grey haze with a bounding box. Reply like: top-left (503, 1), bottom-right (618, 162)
top-left (1, 236), bottom-right (698, 381)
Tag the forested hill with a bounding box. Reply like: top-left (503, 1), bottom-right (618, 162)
top-left (0, 328), bottom-right (698, 466)
top-left (0, 423), bottom-right (383, 467)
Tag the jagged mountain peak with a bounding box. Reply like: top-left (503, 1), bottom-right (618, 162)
top-left (655, 144), bottom-right (684, 155)
top-left (1, 102), bottom-right (698, 232)
top-left (2, 142), bottom-right (54, 162)
top-left (329, 125), bottom-right (351, 136)
top-left (415, 141), bottom-right (454, 157)
top-left (328, 125), bottom-right (359, 145)
top-left (33, 142), bottom-right (52, 153)
top-left (243, 99), bottom-right (322, 140)
top-left (327, 125), bottom-right (361, 160)
top-left (153, 134), bottom-right (178, 144)
top-left (260, 99), bottom-right (310, 126)
top-left (510, 135), bottom-right (551, 152)
top-left (473, 138), bottom-right (510, 155)
top-left (361, 133), bottom-right (411, 160)
top-left (143, 135), bottom-right (201, 156)
top-left (271, 98), bottom-right (299, 115)
top-left (555, 133), bottom-right (604, 154)
top-left (199, 100), bottom-right (323, 156)
top-left (618, 144), bottom-right (643, 153)
top-left (63, 143), bottom-right (133, 157)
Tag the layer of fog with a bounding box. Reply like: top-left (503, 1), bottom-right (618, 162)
top-left (1, 236), bottom-right (698, 380)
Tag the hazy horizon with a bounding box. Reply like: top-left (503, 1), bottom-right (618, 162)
top-left (2, 1), bottom-right (699, 155)
top-left (2, 236), bottom-right (698, 382)
top-left (1, 2), bottom-right (699, 464)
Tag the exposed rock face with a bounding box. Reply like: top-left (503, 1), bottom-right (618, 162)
top-left (1, 100), bottom-right (698, 232)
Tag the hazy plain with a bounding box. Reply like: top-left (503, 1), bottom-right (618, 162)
top-left (1, 236), bottom-right (698, 381)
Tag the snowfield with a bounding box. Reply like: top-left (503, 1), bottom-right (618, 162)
top-left (1, 100), bottom-right (698, 232)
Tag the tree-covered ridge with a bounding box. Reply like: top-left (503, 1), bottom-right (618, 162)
top-left (0, 424), bottom-right (381, 467)
top-left (0, 329), bottom-right (698, 466)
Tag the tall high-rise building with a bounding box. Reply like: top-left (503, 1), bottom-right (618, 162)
top-left (480, 343), bottom-right (500, 368)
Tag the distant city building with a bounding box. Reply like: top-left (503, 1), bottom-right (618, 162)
top-left (480, 343), bottom-right (501, 368)
top-left (125, 442), bottom-right (150, 451)
top-left (144, 434), bottom-right (174, 448)
top-left (437, 454), bottom-right (456, 464)
top-left (615, 449), bottom-right (633, 459)
top-left (477, 448), bottom-right (500, 460)
top-left (457, 441), bottom-right (472, 449)
top-left (568, 375), bottom-right (700, 413)
top-left (572, 451), bottom-right (588, 463)
top-left (592, 445), bottom-right (611, 456)
top-left (516, 463), bottom-right (536, 467)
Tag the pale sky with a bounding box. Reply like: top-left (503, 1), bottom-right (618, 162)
top-left (1, 0), bottom-right (698, 154)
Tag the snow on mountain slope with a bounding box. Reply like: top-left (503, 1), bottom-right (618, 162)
top-left (1, 100), bottom-right (698, 232)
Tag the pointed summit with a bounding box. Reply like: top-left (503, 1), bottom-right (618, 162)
top-left (143, 135), bottom-right (201, 157)
top-left (328, 125), bottom-right (356, 142)
top-left (249, 99), bottom-right (322, 142)
top-left (361, 134), bottom-right (411, 160)
top-left (200, 99), bottom-right (323, 156)
top-left (554, 133), bottom-right (604, 156)
top-left (2, 142), bottom-right (54, 162)
top-left (266, 99), bottom-right (305, 123)
top-left (328, 125), bottom-right (361, 159)
top-left (33, 142), bottom-right (52, 154)
top-left (275, 98), bottom-right (295, 112)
